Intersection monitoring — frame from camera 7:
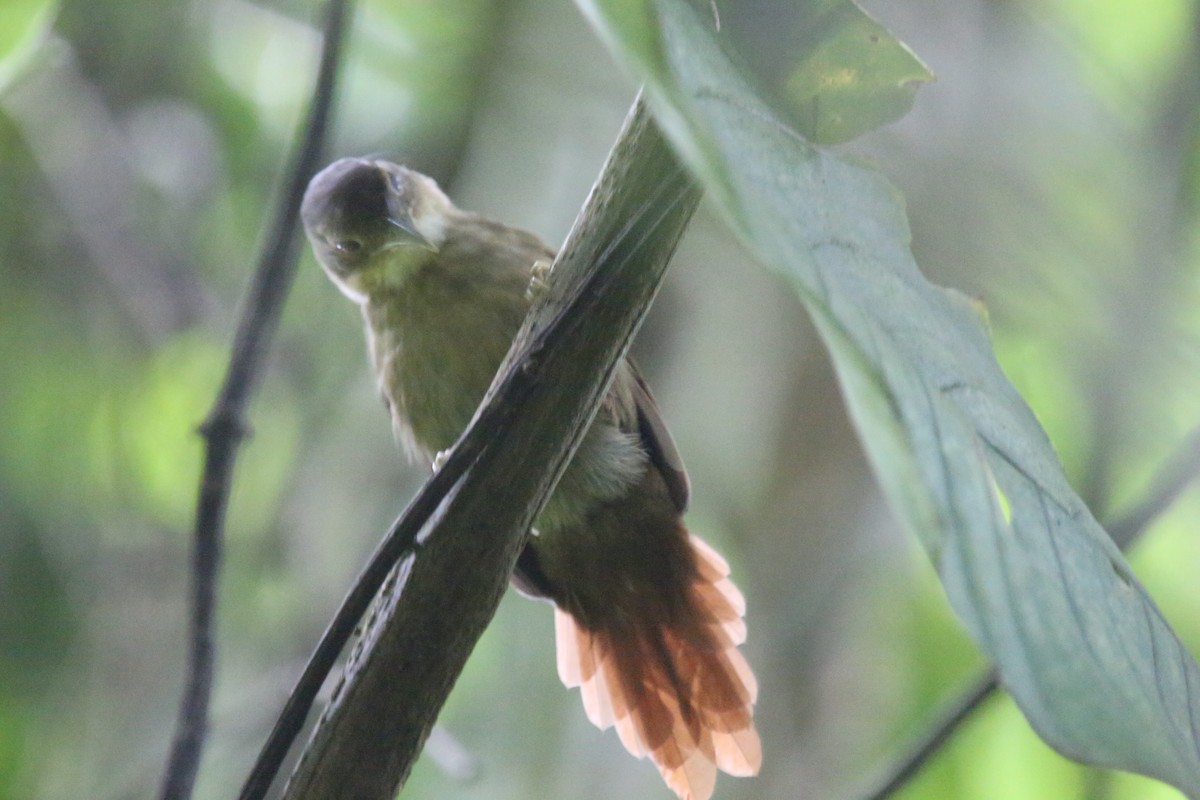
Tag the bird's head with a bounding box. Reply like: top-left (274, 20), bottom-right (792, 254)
top-left (301, 157), bottom-right (453, 302)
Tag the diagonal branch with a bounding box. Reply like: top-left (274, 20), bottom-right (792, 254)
top-left (259, 94), bottom-right (700, 800)
top-left (235, 360), bottom-right (492, 800)
top-left (858, 423), bottom-right (1200, 800)
top-left (156, 2), bottom-right (353, 798)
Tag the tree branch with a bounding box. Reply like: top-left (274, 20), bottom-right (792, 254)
top-left (156, 2), bottom-right (352, 798)
top-left (232, 94), bottom-right (701, 800)
top-left (285, 95), bottom-right (698, 799)
top-left (236, 386), bottom-right (490, 800)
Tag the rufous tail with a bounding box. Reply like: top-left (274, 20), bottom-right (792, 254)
top-left (555, 535), bottom-right (760, 800)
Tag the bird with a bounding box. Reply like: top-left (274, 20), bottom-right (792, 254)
top-left (300, 156), bottom-right (760, 800)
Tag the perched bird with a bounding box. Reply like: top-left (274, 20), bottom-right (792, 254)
top-left (300, 157), bottom-right (760, 800)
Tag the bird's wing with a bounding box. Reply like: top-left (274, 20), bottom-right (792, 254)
top-left (624, 360), bottom-right (690, 513)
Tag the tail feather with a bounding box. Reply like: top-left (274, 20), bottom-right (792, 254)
top-left (557, 611), bottom-right (639, 751)
top-left (554, 534), bottom-right (760, 800)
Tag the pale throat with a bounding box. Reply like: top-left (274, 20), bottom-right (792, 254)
top-left (361, 247), bottom-right (434, 297)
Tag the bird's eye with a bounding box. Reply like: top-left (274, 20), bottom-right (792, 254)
top-left (334, 239), bottom-right (362, 254)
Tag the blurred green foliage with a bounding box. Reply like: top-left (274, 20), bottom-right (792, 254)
top-left (0, 0), bottom-right (57, 91)
top-left (2, 1), bottom-right (1200, 799)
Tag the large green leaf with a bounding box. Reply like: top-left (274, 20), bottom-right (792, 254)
top-left (580, 0), bottom-right (931, 145)
top-left (578, 0), bottom-right (1200, 793)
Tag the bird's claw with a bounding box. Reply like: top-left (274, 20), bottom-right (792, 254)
top-left (526, 259), bottom-right (552, 301)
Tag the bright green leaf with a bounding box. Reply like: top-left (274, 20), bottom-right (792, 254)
top-left (585, 0), bottom-right (932, 145)
top-left (778, 0), bottom-right (934, 143)
top-left (0, 0), bottom-right (58, 94)
top-left (578, 0), bottom-right (1200, 793)
top-left (1050, 0), bottom-right (1191, 109)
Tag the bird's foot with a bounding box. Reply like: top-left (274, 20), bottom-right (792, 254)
top-left (526, 259), bottom-right (552, 301)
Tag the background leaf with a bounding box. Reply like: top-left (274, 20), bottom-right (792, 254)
top-left (778, 0), bottom-right (932, 144)
top-left (717, 0), bottom-right (934, 144)
top-left (0, 0), bottom-right (57, 93)
top-left (578, 0), bottom-right (1200, 794)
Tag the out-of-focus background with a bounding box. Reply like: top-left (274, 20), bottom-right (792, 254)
top-left (3, 1), bottom-right (1200, 798)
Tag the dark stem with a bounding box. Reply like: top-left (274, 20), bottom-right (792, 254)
top-left (235, 380), bottom-right (500, 800)
top-left (859, 669), bottom-right (999, 800)
top-left (1106, 427), bottom-right (1200, 550)
top-left (858, 423), bottom-right (1200, 800)
top-left (156, 2), bottom-right (352, 798)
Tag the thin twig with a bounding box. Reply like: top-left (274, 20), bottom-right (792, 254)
top-left (156, 2), bottom-right (352, 798)
top-left (858, 424), bottom-right (1200, 800)
top-left (860, 669), bottom-right (999, 800)
top-left (1107, 427), bottom-right (1200, 550)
